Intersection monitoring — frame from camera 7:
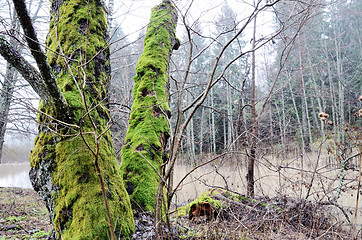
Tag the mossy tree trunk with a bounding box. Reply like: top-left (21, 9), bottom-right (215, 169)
top-left (1, 0), bottom-right (135, 239)
top-left (120, 0), bottom-right (178, 214)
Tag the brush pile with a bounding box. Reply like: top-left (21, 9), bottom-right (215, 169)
top-left (172, 189), bottom-right (352, 239)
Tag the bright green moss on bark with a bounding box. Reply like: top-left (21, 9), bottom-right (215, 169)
top-left (29, 0), bottom-right (134, 238)
top-left (120, 2), bottom-right (178, 212)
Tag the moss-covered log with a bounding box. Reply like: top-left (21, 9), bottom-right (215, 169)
top-left (120, 0), bottom-right (179, 212)
top-left (29, 0), bottom-right (134, 238)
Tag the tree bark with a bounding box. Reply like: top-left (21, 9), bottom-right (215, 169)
top-left (247, 14), bottom-right (257, 198)
top-left (226, 83), bottom-right (234, 150)
top-left (186, 92), bottom-right (196, 164)
top-left (210, 87), bottom-right (216, 154)
top-left (288, 76), bottom-right (306, 166)
top-left (333, 23), bottom-right (345, 143)
top-left (322, 33), bottom-right (338, 145)
top-left (0, 64), bottom-right (17, 165)
top-left (200, 106), bottom-right (205, 157)
top-left (281, 89), bottom-right (287, 155)
top-left (298, 33), bottom-right (313, 152)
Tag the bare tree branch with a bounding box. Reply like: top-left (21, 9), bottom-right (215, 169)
top-left (0, 35), bottom-right (48, 101)
top-left (12, 0), bottom-right (69, 117)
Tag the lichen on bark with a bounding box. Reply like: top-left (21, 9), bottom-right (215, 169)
top-left (120, 1), bottom-right (178, 213)
top-left (29, 0), bottom-right (134, 238)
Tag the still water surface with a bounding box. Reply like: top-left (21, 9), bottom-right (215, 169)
top-left (1, 162), bottom-right (361, 230)
top-left (0, 163), bottom-right (32, 188)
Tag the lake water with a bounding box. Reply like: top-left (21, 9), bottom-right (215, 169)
top-left (0, 163), bottom-right (32, 188)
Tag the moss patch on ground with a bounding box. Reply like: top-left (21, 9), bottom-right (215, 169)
top-left (175, 190), bottom-right (222, 218)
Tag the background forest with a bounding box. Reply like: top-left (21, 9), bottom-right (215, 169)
top-left (0, 0), bottom-right (361, 239)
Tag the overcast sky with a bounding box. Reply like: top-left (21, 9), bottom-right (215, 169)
top-left (111, 0), bottom-right (275, 42)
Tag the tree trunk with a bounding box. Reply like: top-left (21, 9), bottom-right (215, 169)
top-left (186, 92), bottom-right (196, 164)
top-left (120, 0), bottom-right (178, 215)
top-left (306, 47), bottom-right (326, 153)
top-left (0, 64), bottom-right (17, 164)
top-left (298, 33), bottom-right (312, 152)
top-left (227, 83), bottom-right (234, 150)
top-left (223, 111), bottom-right (227, 150)
top-left (190, 112), bottom-right (196, 163)
top-left (288, 76), bottom-right (306, 166)
top-left (274, 93), bottom-right (285, 156)
top-left (281, 89), bottom-right (287, 155)
top-left (247, 14), bottom-right (257, 198)
top-left (322, 35), bottom-right (338, 145)
top-left (0, 9), bottom-right (20, 164)
top-left (269, 100), bottom-right (274, 148)
top-left (28, 0), bottom-right (134, 238)
top-left (333, 24), bottom-right (345, 143)
top-left (199, 106), bottom-right (205, 157)
top-left (210, 87), bottom-right (216, 154)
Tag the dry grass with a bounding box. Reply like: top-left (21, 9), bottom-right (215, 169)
top-left (172, 193), bottom-right (353, 239)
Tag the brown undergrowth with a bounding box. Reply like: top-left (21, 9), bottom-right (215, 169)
top-left (0, 187), bottom-right (51, 239)
top-left (172, 189), bottom-right (354, 239)
top-left (0, 187), bottom-right (355, 239)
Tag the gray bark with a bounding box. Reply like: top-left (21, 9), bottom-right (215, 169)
top-left (288, 75), bottom-right (306, 166)
top-left (247, 14), bottom-right (257, 198)
top-left (281, 89), bottom-right (287, 155)
top-left (298, 33), bottom-right (313, 152)
top-left (322, 35), bottom-right (338, 144)
top-left (199, 106), bottom-right (205, 157)
top-left (226, 83), bottom-right (234, 150)
top-left (0, 65), bottom-right (17, 164)
top-left (333, 25), bottom-right (345, 143)
top-left (210, 88), bottom-right (216, 154)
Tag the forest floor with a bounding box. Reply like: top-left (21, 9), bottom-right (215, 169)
top-left (0, 187), bottom-right (356, 239)
top-left (0, 188), bottom-right (51, 239)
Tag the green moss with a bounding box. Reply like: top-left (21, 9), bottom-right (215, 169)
top-left (120, 2), bottom-right (177, 212)
top-left (30, 131), bottom-right (57, 169)
top-left (49, 132), bottom-right (134, 239)
top-left (47, 0), bottom-right (107, 66)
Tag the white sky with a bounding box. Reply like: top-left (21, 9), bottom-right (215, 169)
top-left (111, 0), bottom-right (275, 43)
